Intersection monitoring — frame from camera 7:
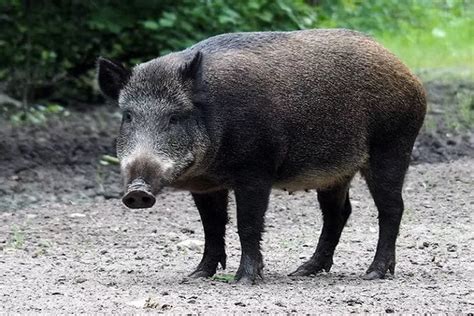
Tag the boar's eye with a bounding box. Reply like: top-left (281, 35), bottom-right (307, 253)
top-left (122, 110), bottom-right (132, 123)
top-left (168, 114), bottom-right (179, 125)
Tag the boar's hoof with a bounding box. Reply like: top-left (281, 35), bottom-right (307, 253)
top-left (234, 262), bottom-right (264, 285)
top-left (362, 257), bottom-right (395, 280)
top-left (188, 269), bottom-right (215, 279)
top-left (234, 273), bottom-right (263, 285)
top-left (362, 262), bottom-right (395, 280)
top-left (188, 253), bottom-right (226, 279)
top-left (289, 258), bottom-right (333, 277)
top-left (361, 270), bottom-right (385, 280)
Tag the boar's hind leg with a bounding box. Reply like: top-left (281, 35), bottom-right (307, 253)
top-left (234, 182), bottom-right (272, 284)
top-left (289, 180), bottom-right (352, 276)
top-left (189, 190), bottom-right (229, 278)
top-left (361, 141), bottom-right (412, 280)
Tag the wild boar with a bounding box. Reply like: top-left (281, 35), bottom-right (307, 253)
top-left (97, 29), bottom-right (426, 284)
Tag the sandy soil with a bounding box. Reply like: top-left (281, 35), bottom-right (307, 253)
top-left (1, 158), bottom-right (472, 313)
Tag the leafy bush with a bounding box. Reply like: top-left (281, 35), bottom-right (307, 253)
top-left (0, 0), bottom-right (315, 106)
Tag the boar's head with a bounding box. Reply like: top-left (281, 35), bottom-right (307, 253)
top-left (97, 51), bottom-right (210, 208)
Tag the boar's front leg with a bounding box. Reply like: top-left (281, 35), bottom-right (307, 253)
top-left (234, 181), bottom-right (272, 284)
top-left (189, 190), bottom-right (229, 278)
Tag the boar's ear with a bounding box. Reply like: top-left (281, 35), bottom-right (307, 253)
top-left (97, 57), bottom-right (131, 101)
top-left (179, 50), bottom-right (202, 80)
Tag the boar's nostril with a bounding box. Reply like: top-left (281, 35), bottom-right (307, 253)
top-left (142, 196), bottom-right (152, 205)
top-left (125, 197), bottom-right (136, 205)
top-left (122, 196), bottom-right (136, 207)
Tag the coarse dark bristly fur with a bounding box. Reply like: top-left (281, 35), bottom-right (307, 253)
top-left (97, 29), bottom-right (426, 284)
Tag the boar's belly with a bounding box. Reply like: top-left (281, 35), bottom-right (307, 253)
top-left (274, 167), bottom-right (358, 192)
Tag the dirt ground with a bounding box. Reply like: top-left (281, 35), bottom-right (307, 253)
top-left (0, 71), bottom-right (473, 313)
top-left (0, 158), bottom-right (473, 313)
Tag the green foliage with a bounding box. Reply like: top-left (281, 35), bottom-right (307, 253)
top-left (7, 103), bottom-right (69, 125)
top-left (313, 0), bottom-right (473, 69)
top-left (316, 0), bottom-right (444, 33)
top-left (0, 0), bottom-right (315, 106)
top-left (100, 154), bottom-right (120, 166)
top-left (0, 0), bottom-right (472, 109)
top-left (371, 0), bottom-right (474, 69)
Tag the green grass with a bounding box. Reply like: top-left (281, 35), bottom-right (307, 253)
top-left (211, 274), bottom-right (235, 283)
top-left (376, 14), bottom-right (473, 69)
top-left (8, 226), bottom-right (25, 249)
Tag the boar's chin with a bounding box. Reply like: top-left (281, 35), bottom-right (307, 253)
top-left (166, 157), bottom-right (197, 186)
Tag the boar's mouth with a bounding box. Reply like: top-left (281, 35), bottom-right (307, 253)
top-left (172, 157), bottom-right (196, 182)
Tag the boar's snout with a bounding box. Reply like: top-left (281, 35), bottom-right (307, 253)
top-left (122, 189), bottom-right (156, 209)
top-left (121, 153), bottom-right (168, 200)
top-left (122, 178), bottom-right (156, 209)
